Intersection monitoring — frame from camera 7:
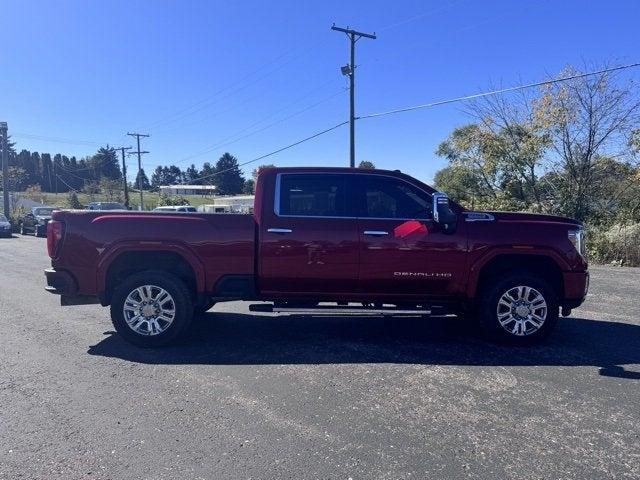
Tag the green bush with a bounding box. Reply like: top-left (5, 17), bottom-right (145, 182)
top-left (66, 191), bottom-right (83, 209)
top-left (157, 193), bottom-right (190, 207)
top-left (587, 223), bottom-right (640, 267)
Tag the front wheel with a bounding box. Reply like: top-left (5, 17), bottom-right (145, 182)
top-left (477, 274), bottom-right (558, 345)
top-left (110, 271), bottom-right (194, 347)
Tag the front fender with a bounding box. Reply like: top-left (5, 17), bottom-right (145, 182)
top-left (466, 246), bottom-right (571, 298)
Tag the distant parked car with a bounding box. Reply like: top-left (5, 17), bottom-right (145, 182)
top-left (0, 213), bottom-right (12, 237)
top-left (154, 205), bottom-right (197, 213)
top-left (86, 202), bottom-right (127, 211)
top-left (20, 207), bottom-right (55, 237)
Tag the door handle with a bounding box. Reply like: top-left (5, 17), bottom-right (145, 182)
top-left (363, 230), bottom-right (389, 236)
top-left (267, 228), bottom-right (293, 234)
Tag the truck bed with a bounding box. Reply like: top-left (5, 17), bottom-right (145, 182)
top-left (50, 210), bottom-right (256, 297)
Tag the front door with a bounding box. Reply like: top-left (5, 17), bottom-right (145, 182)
top-left (356, 174), bottom-right (467, 298)
top-left (259, 172), bottom-right (359, 295)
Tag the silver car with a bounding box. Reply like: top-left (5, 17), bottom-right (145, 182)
top-left (0, 213), bottom-right (11, 237)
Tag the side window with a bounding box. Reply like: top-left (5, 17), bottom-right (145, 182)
top-left (362, 176), bottom-right (433, 219)
top-left (278, 174), bottom-right (348, 217)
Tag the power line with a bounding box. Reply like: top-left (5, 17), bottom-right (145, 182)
top-left (173, 87), bottom-right (347, 165)
top-left (150, 76), bottom-right (341, 136)
top-left (182, 120), bottom-right (348, 185)
top-left (55, 173), bottom-right (80, 193)
top-left (377, 0), bottom-right (464, 32)
top-left (140, 39), bottom-right (326, 133)
top-left (357, 62), bottom-right (640, 120)
top-left (11, 132), bottom-right (112, 147)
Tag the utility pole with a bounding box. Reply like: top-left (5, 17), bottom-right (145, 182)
top-left (127, 133), bottom-right (149, 210)
top-left (331, 24), bottom-right (376, 168)
top-left (118, 146), bottom-right (132, 208)
top-left (0, 122), bottom-right (9, 216)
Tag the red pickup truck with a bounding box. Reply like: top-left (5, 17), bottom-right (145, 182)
top-left (45, 167), bottom-right (589, 347)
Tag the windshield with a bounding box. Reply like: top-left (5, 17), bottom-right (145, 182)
top-left (0, 214), bottom-right (7, 222)
top-left (34, 208), bottom-right (54, 216)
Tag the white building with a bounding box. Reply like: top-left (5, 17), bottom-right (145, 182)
top-left (159, 185), bottom-right (217, 196)
top-left (198, 195), bottom-right (255, 214)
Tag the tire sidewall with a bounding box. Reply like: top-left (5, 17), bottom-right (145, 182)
top-left (479, 275), bottom-right (559, 344)
top-left (110, 271), bottom-right (194, 347)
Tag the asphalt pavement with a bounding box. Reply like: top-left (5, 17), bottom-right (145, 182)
top-left (0, 234), bottom-right (639, 479)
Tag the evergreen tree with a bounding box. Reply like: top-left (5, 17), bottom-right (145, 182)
top-left (135, 168), bottom-right (151, 190)
top-left (93, 146), bottom-right (121, 181)
top-left (151, 165), bottom-right (166, 190)
top-left (200, 162), bottom-right (216, 185)
top-left (358, 160), bottom-right (375, 169)
top-left (213, 152), bottom-right (244, 195)
top-left (184, 164), bottom-right (200, 184)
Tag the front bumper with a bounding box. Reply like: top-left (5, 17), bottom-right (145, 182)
top-left (562, 270), bottom-right (589, 309)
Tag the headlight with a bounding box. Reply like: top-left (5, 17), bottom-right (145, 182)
top-left (568, 228), bottom-right (586, 258)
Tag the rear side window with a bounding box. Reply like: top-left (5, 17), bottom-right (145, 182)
top-left (278, 174), bottom-right (348, 217)
top-left (361, 176), bottom-right (432, 219)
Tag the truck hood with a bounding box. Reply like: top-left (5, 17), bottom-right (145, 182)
top-left (467, 211), bottom-right (582, 227)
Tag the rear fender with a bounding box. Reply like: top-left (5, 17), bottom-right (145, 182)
top-left (96, 241), bottom-right (207, 296)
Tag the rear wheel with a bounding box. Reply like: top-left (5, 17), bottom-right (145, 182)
top-left (110, 271), bottom-right (194, 347)
top-left (477, 274), bottom-right (558, 344)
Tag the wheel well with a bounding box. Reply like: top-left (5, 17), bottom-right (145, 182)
top-left (476, 254), bottom-right (564, 299)
top-left (105, 251), bottom-right (197, 304)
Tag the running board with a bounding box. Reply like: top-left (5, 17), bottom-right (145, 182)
top-left (249, 303), bottom-right (436, 316)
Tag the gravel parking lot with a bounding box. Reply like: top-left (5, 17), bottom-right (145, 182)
top-left (0, 234), bottom-right (639, 479)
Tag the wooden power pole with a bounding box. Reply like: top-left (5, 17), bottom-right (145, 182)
top-left (331, 24), bottom-right (376, 168)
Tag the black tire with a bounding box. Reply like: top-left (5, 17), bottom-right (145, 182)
top-left (476, 274), bottom-right (559, 345)
top-left (110, 270), bottom-right (194, 347)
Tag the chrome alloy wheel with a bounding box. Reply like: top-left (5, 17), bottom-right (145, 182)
top-left (123, 285), bottom-right (176, 336)
top-left (496, 286), bottom-right (548, 336)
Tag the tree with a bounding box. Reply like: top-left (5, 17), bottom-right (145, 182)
top-left (0, 167), bottom-right (27, 194)
top-left (66, 191), bottom-right (83, 209)
top-left (200, 162), bottom-right (216, 186)
top-left (99, 177), bottom-right (123, 202)
top-left (184, 164), bottom-right (200, 184)
top-left (151, 166), bottom-right (166, 190)
top-left (358, 160), bottom-right (375, 169)
top-left (92, 146), bottom-right (121, 181)
top-left (242, 179), bottom-right (255, 194)
top-left (533, 66), bottom-right (640, 221)
top-left (213, 153), bottom-right (244, 195)
top-left (135, 168), bottom-right (151, 190)
top-left (252, 164), bottom-right (276, 181)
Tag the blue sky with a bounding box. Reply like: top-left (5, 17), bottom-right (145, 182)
top-left (1, 0), bottom-right (638, 184)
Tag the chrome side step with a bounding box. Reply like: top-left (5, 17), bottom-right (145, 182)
top-left (249, 303), bottom-right (434, 316)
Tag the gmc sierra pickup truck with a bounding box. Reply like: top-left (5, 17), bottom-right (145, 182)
top-left (45, 167), bottom-right (589, 347)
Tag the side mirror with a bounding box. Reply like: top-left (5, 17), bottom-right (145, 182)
top-left (432, 192), bottom-right (458, 233)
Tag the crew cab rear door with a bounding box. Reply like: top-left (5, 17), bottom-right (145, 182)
top-left (355, 174), bottom-right (467, 298)
top-left (259, 172), bottom-right (359, 294)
